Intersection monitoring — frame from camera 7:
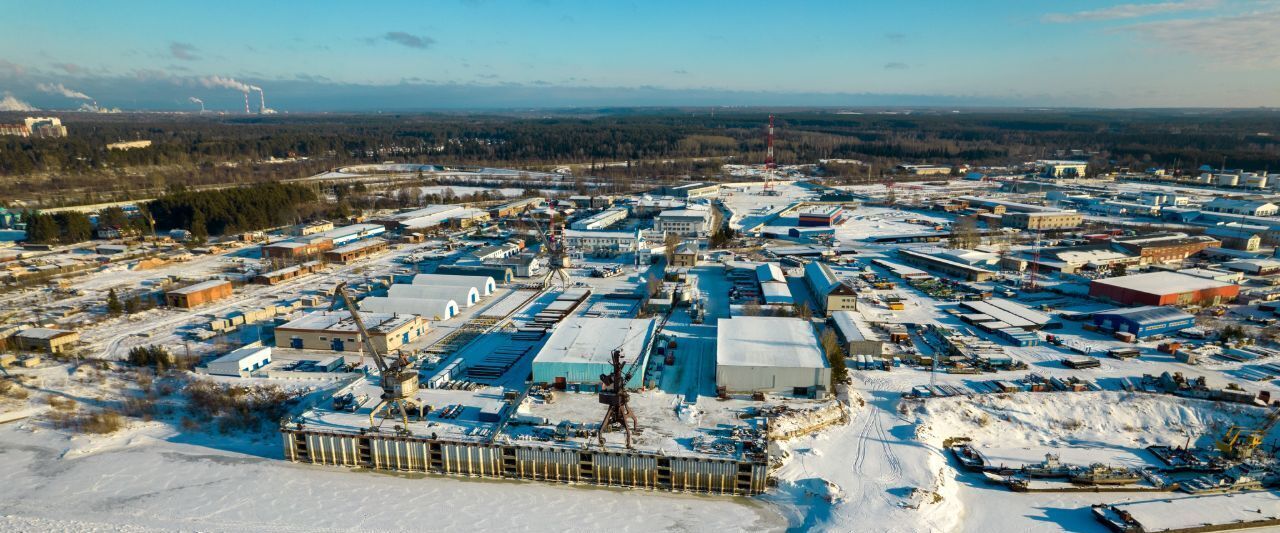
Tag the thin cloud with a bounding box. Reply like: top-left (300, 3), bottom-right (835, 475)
top-left (1120, 7), bottom-right (1280, 65)
top-left (383, 32), bottom-right (436, 49)
top-left (885, 32), bottom-right (906, 41)
top-left (884, 62), bottom-right (909, 70)
top-left (673, 69), bottom-right (689, 75)
top-left (52, 62), bottom-right (84, 74)
top-left (170, 42), bottom-right (201, 60)
top-left (1043, 0), bottom-right (1219, 23)
top-left (0, 60), bottom-right (27, 77)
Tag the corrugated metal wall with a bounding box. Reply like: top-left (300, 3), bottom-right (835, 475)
top-left (281, 429), bottom-right (765, 495)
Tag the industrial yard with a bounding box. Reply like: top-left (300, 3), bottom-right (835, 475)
top-left (6, 133), bottom-right (1280, 532)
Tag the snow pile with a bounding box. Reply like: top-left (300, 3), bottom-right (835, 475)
top-left (904, 392), bottom-right (1274, 532)
top-left (912, 391), bottom-right (1268, 450)
top-left (792, 477), bottom-right (845, 503)
top-left (675, 402), bottom-right (700, 425)
top-left (767, 399), bottom-right (848, 440)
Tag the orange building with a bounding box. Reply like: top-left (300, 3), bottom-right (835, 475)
top-left (166, 280), bottom-right (233, 308)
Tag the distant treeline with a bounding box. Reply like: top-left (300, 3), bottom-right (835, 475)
top-left (1, 109), bottom-right (1278, 202)
top-left (22, 205), bottom-right (146, 245)
top-left (147, 182), bottom-right (317, 237)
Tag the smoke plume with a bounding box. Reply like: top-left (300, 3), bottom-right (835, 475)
top-left (200, 75), bottom-right (253, 93)
top-left (0, 93), bottom-right (38, 111)
top-left (37, 82), bottom-right (92, 100)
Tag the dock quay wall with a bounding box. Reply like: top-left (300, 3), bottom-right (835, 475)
top-left (281, 427), bottom-right (768, 495)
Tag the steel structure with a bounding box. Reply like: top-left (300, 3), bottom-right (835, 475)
top-left (329, 282), bottom-right (425, 431)
top-left (526, 213), bottom-right (571, 289)
top-left (1217, 407), bottom-right (1280, 460)
top-left (597, 348), bottom-right (640, 448)
top-left (1026, 229), bottom-right (1042, 292)
top-left (765, 114), bottom-right (776, 170)
top-left (763, 115), bottom-right (778, 193)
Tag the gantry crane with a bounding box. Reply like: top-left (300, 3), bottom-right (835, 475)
top-left (597, 348), bottom-right (641, 449)
top-left (1217, 406), bottom-right (1280, 460)
top-left (330, 282), bottom-right (425, 431)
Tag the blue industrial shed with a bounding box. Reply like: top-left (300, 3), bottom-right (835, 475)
top-left (1092, 306), bottom-right (1196, 338)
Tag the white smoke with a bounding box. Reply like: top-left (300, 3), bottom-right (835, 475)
top-left (0, 92), bottom-right (38, 111)
top-left (188, 96), bottom-right (204, 105)
top-left (200, 75), bottom-right (253, 93)
top-left (37, 82), bottom-right (92, 100)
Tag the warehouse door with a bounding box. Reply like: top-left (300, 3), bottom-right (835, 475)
top-left (331, 338), bottom-right (344, 351)
top-left (290, 337), bottom-right (303, 349)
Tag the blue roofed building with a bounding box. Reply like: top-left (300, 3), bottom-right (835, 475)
top-left (1091, 306), bottom-right (1197, 339)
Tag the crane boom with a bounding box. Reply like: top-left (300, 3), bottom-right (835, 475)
top-left (328, 282), bottom-right (424, 431)
top-left (330, 282), bottom-right (389, 373)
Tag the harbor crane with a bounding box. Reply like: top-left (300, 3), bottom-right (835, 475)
top-left (597, 348), bottom-right (640, 449)
top-left (524, 213), bottom-right (571, 289)
top-left (1216, 406), bottom-right (1280, 460)
top-left (329, 282), bottom-right (425, 431)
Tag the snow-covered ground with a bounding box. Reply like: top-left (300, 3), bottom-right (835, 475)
top-left (0, 422), bottom-right (780, 532)
top-left (766, 380), bottom-right (1272, 532)
top-left (9, 186), bottom-right (1280, 531)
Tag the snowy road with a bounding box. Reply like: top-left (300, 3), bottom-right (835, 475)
top-left (767, 374), bottom-right (962, 532)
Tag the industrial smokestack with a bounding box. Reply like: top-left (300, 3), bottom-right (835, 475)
top-left (253, 87), bottom-right (276, 114)
top-left (188, 97), bottom-right (205, 112)
top-left (243, 91), bottom-right (250, 114)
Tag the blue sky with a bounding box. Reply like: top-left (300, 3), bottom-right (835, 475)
top-left (1, 0), bottom-right (1277, 110)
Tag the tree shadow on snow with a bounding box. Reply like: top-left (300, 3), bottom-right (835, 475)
top-left (1028, 505), bottom-right (1109, 532)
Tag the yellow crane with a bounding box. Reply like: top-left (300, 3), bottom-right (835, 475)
top-left (1216, 406), bottom-right (1280, 460)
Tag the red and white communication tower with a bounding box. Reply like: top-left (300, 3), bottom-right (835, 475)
top-left (763, 115), bottom-right (778, 193)
top-left (765, 114), bottom-right (777, 170)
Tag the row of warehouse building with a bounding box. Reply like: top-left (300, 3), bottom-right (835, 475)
top-left (527, 315), bottom-right (833, 395)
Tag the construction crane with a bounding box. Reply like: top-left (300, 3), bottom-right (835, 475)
top-left (329, 282), bottom-right (425, 431)
top-left (1217, 406), bottom-right (1280, 460)
top-left (597, 348), bottom-right (640, 449)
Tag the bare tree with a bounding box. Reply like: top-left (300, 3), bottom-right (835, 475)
top-left (820, 327), bottom-right (847, 388)
top-left (951, 215), bottom-right (980, 249)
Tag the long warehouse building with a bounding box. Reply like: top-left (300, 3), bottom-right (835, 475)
top-left (412, 273), bottom-right (497, 296)
top-left (359, 297), bottom-right (459, 320)
top-left (388, 284), bottom-right (482, 307)
top-left (716, 316), bottom-right (831, 393)
top-left (531, 317), bottom-right (658, 390)
top-left (1089, 271), bottom-right (1239, 307)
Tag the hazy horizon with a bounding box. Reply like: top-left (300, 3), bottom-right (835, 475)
top-left (3, 0), bottom-right (1279, 112)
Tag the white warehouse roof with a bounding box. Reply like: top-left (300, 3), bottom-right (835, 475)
top-left (207, 345), bottom-right (271, 377)
top-left (411, 273), bottom-right (496, 295)
top-left (359, 296), bottom-right (459, 319)
top-left (717, 317), bottom-right (827, 369)
top-left (1092, 271), bottom-right (1235, 294)
top-left (388, 284), bottom-right (481, 307)
top-left (533, 317), bottom-right (657, 366)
